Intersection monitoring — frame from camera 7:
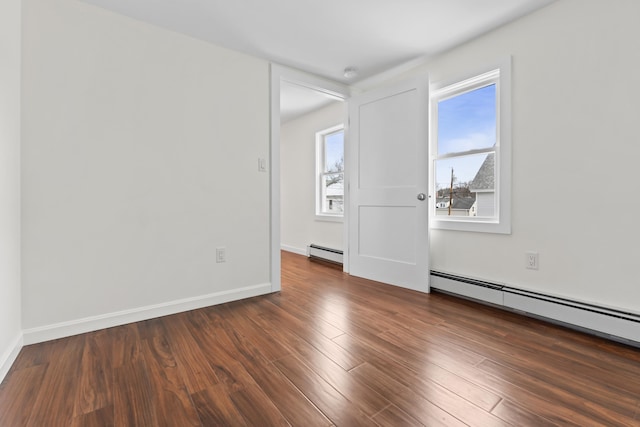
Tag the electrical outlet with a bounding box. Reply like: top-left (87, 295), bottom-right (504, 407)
top-left (216, 247), bottom-right (226, 263)
top-left (525, 252), bottom-right (538, 270)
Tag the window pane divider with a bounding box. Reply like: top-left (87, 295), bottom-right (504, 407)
top-left (436, 147), bottom-right (497, 160)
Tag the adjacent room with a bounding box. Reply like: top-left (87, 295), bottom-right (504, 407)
top-left (1, 0), bottom-right (639, 425)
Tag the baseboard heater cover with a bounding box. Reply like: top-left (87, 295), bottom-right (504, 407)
top-left (430, 271), bottom-right (504, 306)
top-left (308, 244), bottom-right (343, 265)
top-left (430, 270), bottom-right (640, 347)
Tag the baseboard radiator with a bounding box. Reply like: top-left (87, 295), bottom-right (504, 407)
top-left (308, 244), bottom-right (343, 265)
top-left (430, 270), bottom-right (640, 347)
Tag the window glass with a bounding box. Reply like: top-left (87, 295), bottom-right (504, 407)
top-left (317, 126), bottom-right (344, 217)
top-left (324, 131), bottom-right (344, 173)
top-left (435, 152), bottom-right (495, 217)
top-left (437, 84), bottom-right (496, 156)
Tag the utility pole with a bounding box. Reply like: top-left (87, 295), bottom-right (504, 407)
top-left (448, 168), bottom-right (454, 216)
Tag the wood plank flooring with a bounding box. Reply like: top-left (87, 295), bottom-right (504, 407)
top-left (1, 250), bottom-right (640, 426)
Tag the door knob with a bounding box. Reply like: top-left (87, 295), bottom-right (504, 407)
top-left (417, 193), bottom-right (426, 201)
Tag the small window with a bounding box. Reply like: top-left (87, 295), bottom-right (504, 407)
top-left (431, 58), bottom-right (511, 233)
top-left (316, 125), bottom-right (344, 220)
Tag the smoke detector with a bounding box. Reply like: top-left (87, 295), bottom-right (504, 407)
top-left (343, 67), bottom-right (358, 79)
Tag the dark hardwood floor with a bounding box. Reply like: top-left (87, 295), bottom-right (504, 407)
top-left (1, 251), bottom-right (640, 426)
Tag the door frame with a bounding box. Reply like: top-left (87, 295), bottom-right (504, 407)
top-left (269, 64), bottom-right (350, 292)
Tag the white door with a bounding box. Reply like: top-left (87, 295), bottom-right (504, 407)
top-left (348, 78), bottom-right (429, 292)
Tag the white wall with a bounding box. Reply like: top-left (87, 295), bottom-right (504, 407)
top-left (0, 0), bottom-right (23, 380)
top-left (21, 0), bottom-right (271, 338)
top-left (403, 0), bottom-right (640, 313)
top-left (281, 102), bottom-right (344, 253)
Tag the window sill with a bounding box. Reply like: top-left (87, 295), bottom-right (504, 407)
top-left (431, 218), bottom-right (510, 234)
top-left (315, 214), bottom-right (344, 223)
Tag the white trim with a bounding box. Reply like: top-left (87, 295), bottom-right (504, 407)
top-left (270, 64), bottom-right (282, 292)
top-left (270, 63), bottom-right (351, 285)
top-left (0, 333), bottom-right (23, 384)
top-left (281, 244), bottom-right (308, 256)
top-left (432, 68), bottom-right (500, 98)
top-left (342, 111), bottom-right (351, 274)
top-left (22, 283), bottom-right (271, 345)
top-left (315, 214), bottom-right (343, 223)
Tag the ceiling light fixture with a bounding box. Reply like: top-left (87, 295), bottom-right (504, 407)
top-left (343, 67), bottom-right (358, 79)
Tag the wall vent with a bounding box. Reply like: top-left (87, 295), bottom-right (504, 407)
top-left (431, 270), bottom-right (640, 347)
top-left (308, 244), bottom-right (343, 265)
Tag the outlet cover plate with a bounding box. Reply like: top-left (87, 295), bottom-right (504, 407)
top-left (526, 251), bottom-right (538, 270)
top-left (216, 247), bottom-right (226, 263)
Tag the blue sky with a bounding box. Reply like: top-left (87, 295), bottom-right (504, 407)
top-left (436, 84), bottom-right (496, 187)
top-left (325, 130), bottom-right (344, 172)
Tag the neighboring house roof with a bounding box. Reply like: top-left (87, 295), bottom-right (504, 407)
top-left (470, 153), bottom-right (495, 191)
top-left (326, 182), bottom-right (344, 196)
top-left (435, 197), bottom-right (476, 210)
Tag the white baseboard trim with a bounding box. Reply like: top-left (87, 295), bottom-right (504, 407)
top-left (0, 333), bottom-right (24, 384)
top-left (281, 244), bottom-right (308, 256)
top-left (23, 283), bottom-right (272, 345)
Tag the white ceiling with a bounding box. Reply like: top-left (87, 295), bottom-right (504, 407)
top-left (81, 0), bottom-right (555, 84)
top-left (81, 0), bottom-right (555, 120)
top-left (280, 81), bottom-right (342, 124)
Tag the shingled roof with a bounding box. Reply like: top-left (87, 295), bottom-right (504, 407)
top-left (435, 197), bottom-right (476, 210)
top-left (470, 153), bottom-right (495, 191)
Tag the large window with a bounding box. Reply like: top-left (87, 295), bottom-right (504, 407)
top-left (431, 59), bottom-right (511, 233)
top-left (316, 125), bottom-right (344, 219)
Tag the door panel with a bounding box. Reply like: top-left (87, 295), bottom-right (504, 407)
top-left (348, 78), bottom-right (429, 292)
top-left (359, 90), bottom-right (418, 189)
top-left (358, 206), bottom-right (416, 263)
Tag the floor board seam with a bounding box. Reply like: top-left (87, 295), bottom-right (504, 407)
top-left (488, 397), bottom-right (503, 413)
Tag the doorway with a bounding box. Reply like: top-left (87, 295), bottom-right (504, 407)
top-left (280, 82), bottom-right (344, 254)
top-left (269, 65), bottom-right (350, 292)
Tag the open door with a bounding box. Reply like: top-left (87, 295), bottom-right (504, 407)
top-left (348, 77), bottom-right (429, 292)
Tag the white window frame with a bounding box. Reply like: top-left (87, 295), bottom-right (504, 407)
top-left (430, 57), bottom-right (511, 234)
top-left (315, 124), bottom-right (345, 222)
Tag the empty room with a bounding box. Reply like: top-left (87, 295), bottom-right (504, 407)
top-left (1, 0), bottom-right (639, 425)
